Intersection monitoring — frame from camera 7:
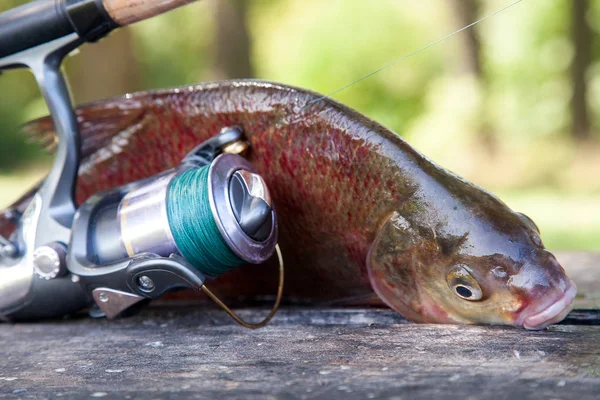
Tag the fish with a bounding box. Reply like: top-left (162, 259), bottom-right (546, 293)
top-left (0, 80), bottom-right (577, 329)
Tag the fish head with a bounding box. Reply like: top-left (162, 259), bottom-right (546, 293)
top-left (367, 208), bottom-right (576, 329)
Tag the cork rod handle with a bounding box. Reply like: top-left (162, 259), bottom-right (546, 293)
top-left (101, 0), bottom-right (197, 26)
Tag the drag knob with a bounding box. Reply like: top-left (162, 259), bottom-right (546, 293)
top-left (33, 242), bottom-right (67, 280)
top-left (229, 170), bottom-right (273, 241)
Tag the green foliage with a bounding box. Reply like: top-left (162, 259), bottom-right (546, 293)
top-left (499, 189), bottom-right (600, 250)
top-left (0, 0), bottom-right (589, 168)
top-left (0, 1), bottom-right (47, 171)
top-left (482, 0), bottom-right (571, 143)
top-left (249, 0), bottom-right (445, 134)
top-left (128, 4), bottom-right (214, 89)
top-left (0, 0), bottom-right (599, 249)
top-left (0, 69), bottom-right (46, 172)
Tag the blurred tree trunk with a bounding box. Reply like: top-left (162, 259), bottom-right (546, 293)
top-left (452, 0), bottom-right (481, 76)
top-left (451, 0), bottom-right (497, 153)
top-left (571, 0), bottom-right (592, 140)
top-left (66, 30), bottom-right (140, 104)
top-left (211, 0), bottom-right (254, 79)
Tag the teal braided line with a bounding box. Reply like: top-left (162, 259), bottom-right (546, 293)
top-left (166, 166), bottom-right (243, 276)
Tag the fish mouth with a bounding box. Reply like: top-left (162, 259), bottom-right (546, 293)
top-left (518, 282), bottom-right (577, 330)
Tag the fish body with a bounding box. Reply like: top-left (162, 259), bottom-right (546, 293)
top-left (1, 80), bottom-right (576, 329)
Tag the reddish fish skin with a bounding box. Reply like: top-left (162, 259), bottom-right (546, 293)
top-left (6, 81), bottom-right (404, 300)
top-left (0, 80), bottom-right (575, 327)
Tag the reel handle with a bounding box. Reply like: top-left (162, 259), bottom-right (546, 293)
top-left (102, 0), bottom-right (198, 26)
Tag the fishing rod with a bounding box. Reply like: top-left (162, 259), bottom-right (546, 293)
top-left (0, 0), bottom-right (283, 327)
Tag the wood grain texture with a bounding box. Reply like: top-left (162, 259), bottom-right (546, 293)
top-left (0, 308), bottom-right (598, 399)
top-left (102, 0), bottom-right (196, 26)
top-left (0, 252), bottom-right (598, 399)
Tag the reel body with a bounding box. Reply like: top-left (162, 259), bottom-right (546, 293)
top-left (81, 148), bottom-right (277, 269)
top-left (0, 0), bottom-right (282, 325)
top-left (0, 129), bottom-right (279, 321)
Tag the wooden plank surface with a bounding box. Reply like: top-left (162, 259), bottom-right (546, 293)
top-left (0, 252), bottom-right (598, 399)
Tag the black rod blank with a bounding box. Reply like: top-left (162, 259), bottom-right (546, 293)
top-left (0, 0), bottom-right (116, 60)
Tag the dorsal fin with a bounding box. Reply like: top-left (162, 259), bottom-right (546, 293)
top-left (22, 96), bottom-right (146, 159)
top-left (4, 96), bottom-right (147, 220)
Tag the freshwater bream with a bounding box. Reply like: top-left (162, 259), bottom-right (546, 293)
top-left (0, 80), bottom-right (577, 329)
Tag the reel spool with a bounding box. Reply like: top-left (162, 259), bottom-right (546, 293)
top-left (70, 152), bottom-right (282, 328)
top-left (92, 154), bottom-right (277, 273)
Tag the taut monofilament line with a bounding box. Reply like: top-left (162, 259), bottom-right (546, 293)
top-left (272, 0), bottom-right (525, 128)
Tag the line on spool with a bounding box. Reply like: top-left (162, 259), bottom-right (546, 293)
top-left (166, 165), bottom-right (244, 277)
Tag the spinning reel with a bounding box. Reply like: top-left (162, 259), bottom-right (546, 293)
top-left (0, 0), bottom-right (282, 326)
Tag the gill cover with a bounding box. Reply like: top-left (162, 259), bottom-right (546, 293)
top-left (366, 211), bottom-right (451, 323)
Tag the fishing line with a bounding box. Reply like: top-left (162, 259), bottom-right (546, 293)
top-left (201, 243), bottom-right (285, 329)
top-left (166, 165), bottom-right (244, 277)
top-left (270, 0), bottom-right (524, 128)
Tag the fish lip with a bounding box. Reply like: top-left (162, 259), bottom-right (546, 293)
top-left (519, 283), bottom-right (577, 330)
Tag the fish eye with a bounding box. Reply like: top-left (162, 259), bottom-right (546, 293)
top-left (454, 285), bottom-right (474, 298)
top-left (447, 265), bottom-right (483, 301)
top-left (452, 283), bottom-right (482, 300)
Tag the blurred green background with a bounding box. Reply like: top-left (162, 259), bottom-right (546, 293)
top-left (0, 0), bottom-right (599, 250)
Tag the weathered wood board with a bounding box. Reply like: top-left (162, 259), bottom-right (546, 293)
top-left (0, 252), bottom-right (598, 399)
